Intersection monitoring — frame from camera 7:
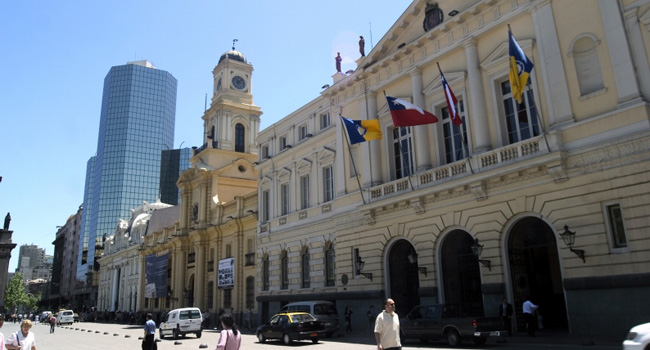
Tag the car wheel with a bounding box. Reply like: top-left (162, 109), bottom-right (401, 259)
top-left (312, 337), bottom-right (319, 344)
top-left (173, 329), bottom-right (179, 340)
top-left (257, 332), bottom-right (266, 343)
top-left (283, 333), bottom-right (291, 345)
top-left (445, 330), bottom-right (461, 347)
top-left (159, 329), bottom-right (165, 339)
top-left (196, 331), bottom-right (202, 338)
top-left (473, 337), bottom-right (487, 345)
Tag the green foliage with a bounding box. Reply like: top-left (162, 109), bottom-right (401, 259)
top-left (4, 273), bottom-right (28, 311)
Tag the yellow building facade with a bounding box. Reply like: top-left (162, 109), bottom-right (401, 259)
top-left (141, 49), bottom-right (260, 325)
top-left (255, 0), bottom-right (650, 337)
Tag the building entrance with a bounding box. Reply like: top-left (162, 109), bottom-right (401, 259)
top-left (508, 217), bottom-right (568, 332)
top-left (388, 239), bottom-right (420, 317)
top-left (440, 230), bottom-right (484, 316)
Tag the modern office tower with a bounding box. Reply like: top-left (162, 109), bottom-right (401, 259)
top-left (159, 148), bottom-right (192, 205)
top-left (16, 244), bottom-right (46, 280)
top-left (77, 60), bottom-right (177, 306)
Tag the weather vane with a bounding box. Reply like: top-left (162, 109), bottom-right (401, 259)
top-left (232, 39), bottom-right (238, 50)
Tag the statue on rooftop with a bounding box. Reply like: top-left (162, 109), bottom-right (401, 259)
top-left (3, 212), bottom-right (10, 231)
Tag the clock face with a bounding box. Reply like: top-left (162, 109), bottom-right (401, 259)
top-left (216, 78), bottom-right (222, 91)
top-left (232, 75), bottom-right (246, 90)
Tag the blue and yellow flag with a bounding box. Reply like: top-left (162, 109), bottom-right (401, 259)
top-left (509, 30), bottom-right (534, 104)
top-left (341, 117), bottom-right (382, 144)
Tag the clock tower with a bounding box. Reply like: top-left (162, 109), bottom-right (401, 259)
top-left (198, 47), bottom-right (261, 161)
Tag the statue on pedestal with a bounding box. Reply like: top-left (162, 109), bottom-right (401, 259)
top-left (3, 212), bottom-right (10, 231)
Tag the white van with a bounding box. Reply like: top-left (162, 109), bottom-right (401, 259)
top-left (159, 307), bottom-right (202, 339)
top-left (57, 310), bottom-right (74, 325)
top-left (280, 301), bottom-right (339, 336)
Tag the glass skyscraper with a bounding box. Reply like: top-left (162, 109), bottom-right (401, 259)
top-left (77, 60), bottom-right (177, 290)
top-left (160, 148), bottom-right (192, 205)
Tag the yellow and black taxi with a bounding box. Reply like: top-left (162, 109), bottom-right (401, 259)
top-left (256, 311), bottom-right (326, 345)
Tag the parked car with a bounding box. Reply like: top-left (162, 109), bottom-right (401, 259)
top-left (623, 322), bottom-right (650, 350)
top-left (279, 300), bottom-right (339, 336)
top-left (57, 310), bottom-right (74, 326)
top-left (400, 304), bottom-right (504, 347)
top-left (159, 307), bottom-right (202, 339)
top-left (256, 311), bottom-right (325, 345)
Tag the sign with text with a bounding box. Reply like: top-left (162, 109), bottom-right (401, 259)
top-left (145, 253), bottom-right (168, 298)
top-left (218, 257), bottom-right (235, 289)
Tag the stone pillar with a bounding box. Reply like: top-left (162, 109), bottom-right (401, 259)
top-left (195, 242), bottom-right (206, 310)
top-left (361, 91), bottom-right (382, 187)
top-left (599, 0), bottom-right (642, 104)
top-left (531, 1), bottom-right (574, 127)
top-left (463, 39), bottom-right (491, 153)
top-left (111, 268), bottom-right (119, 311)
top-left (0, 228), bottom-right (17, 310)
top-left (624, 7), bottom-right (650, 101)
top-left (411, 68), bottom-right (432, 171)
top-left (335, 114), bottom-right (346, 196)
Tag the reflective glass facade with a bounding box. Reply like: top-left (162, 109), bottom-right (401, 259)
top-left (159, 147), bottom-right (191, 205)
top-left (77, 61), bottom-right (177, 284)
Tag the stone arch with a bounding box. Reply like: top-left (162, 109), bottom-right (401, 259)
top-left (385, 238), bottom-right (420, 316)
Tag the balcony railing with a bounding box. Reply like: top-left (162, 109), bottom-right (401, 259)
top-left (367, 134), bottom-right (555, 203)
top-left (245, 253), bottom-right (255, 266)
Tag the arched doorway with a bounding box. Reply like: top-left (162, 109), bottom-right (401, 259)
top-left (388, 239), bottom-right (420, 316)
top-left (508, 217), bottom-right (568, 332)
top-left (440, 230), bottom-right (484, 316)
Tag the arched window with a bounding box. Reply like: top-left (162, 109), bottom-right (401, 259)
top-left (281, 251), bottom-right (289, 289)
top-left (235, 123), bottom-right (245, 152)
top-left (325, 243), bottom-right (336, 287)
top-left (301, 248), bottom-right (310, 288)
top-left (571, 35), bottom-right (604, 96)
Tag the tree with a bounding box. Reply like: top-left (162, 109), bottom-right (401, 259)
top-left (4, 273), bottom-right (28, 313)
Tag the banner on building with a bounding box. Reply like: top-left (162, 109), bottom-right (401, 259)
top-left (218, 257), bottom-right (235, 289)
top-left (145, 253), bottom-right (168, 298)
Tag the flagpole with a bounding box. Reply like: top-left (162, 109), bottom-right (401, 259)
top-left (340, 115), bottom-right (367, 205)
top-left (383, 91), bottom-right (416, 192)
top-left (437, 62), bottom-right (474, 175)
top-left (509, 24), bottom-right (551, 153)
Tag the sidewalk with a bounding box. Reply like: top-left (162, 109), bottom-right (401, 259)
top-left (328, 328), bottom-right (622, 348)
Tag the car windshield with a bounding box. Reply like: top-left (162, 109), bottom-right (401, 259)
top-left (290, 314), bottom-right (316, 323)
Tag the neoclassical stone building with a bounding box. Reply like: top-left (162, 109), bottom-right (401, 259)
top-left (255, 0), bottom-right (650, 338)
top-left (141, 48), bottom-right (260, 324)
top-left (98, 200), bottom-right (175, 312)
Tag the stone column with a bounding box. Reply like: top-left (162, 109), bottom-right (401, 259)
top-left (411, 68), bottom-right (432, 171)
top-left (531, 1), bottom-right (574, 127)
top-left (463, 38), bottom-right (491, 153)
top-left (624, 7), bottom-right (650, 101)
top-left (361, 91), bottom-right (382, 188)
top-left (195, 242), bottom-right (206, 310)
top-left (599, 0), bottom-right (642, 104)
top-left (335, 113), bottom-right (346, 196)
top-left (111, 268), bottom-right (119, 311)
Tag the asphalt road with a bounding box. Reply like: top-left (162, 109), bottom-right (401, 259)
top-left (0, 321), bottom-right (623, 350)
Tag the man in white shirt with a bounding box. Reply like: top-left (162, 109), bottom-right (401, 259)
top-left (374, 298), bottom-right (401, 350)
top-left (522, 296), bottom-right (539, 337)
top-left (0, 314), bottom-right (5, 350)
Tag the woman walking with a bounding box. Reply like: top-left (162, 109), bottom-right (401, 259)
top-left (216, 314), bottom-right (241, 350)
top-left (7, 319), bottom-right (36, 350)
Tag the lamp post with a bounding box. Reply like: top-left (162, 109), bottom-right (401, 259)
top-left (407, 251), bottom-right (427, 276)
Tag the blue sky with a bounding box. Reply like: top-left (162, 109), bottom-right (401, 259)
top-left (0, 0), bottom-right (412, 271)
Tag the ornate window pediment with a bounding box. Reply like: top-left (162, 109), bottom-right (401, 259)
top-left (278, 167), bottom-right (292, 181)
top-left (481, 39), bottom-right (534, 70)
top-left (423, 71), bottom-right (466, 95)
top-left (317, 147), bottom-right (335, 164)
top-left (296, 158), bottom-right (312, 175)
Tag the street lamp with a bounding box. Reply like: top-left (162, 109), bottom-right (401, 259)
top-left (407, 251), bottom-right (427, 276)
top-left (355, 255), bottom-right (373, 281)
top-left (559, 225), bottom-right (586, 263)
top-left (471, 238), bottom-right (492, 270)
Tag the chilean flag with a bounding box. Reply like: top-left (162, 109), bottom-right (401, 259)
top-left (386, 95), bottom-right (438, 127)
top-left (439, 69), bottom-right (463, 126)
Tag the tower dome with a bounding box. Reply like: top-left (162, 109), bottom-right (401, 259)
top-left (219, 50), bottom-right (247, 64)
